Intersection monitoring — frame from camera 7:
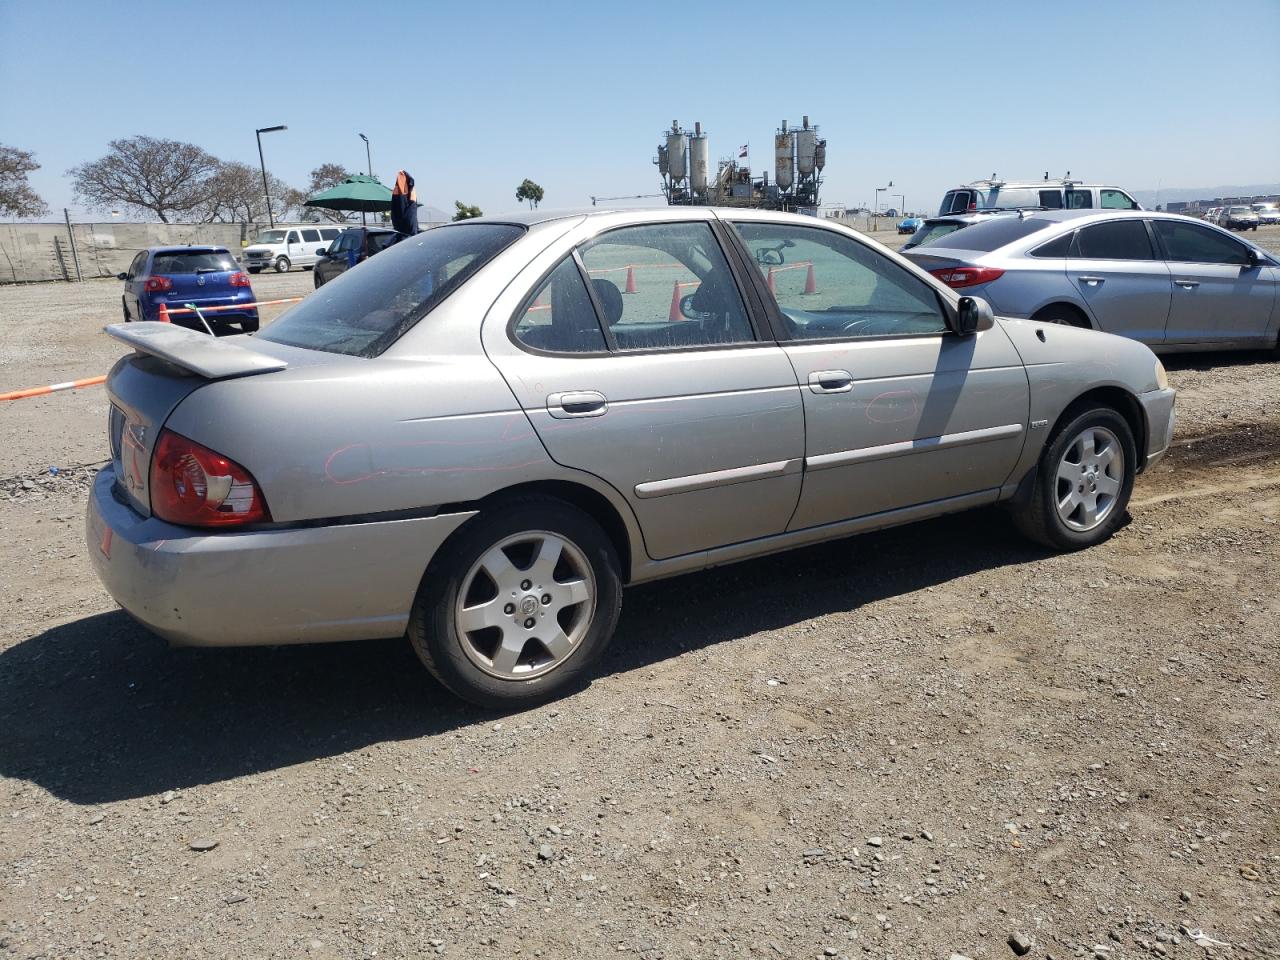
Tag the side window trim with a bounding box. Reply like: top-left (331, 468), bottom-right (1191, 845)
top-left (507, 252), bottom-right (610, 359)
top-left (709, 218), bottom-right (776, 343)
top-left (727, 220), bottom-right (954, 344)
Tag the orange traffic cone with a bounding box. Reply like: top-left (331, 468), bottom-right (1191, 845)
top-left (624, 265), bottom-right (637, 294)
top-left (669, 280), bottom-right (683, 321)
top-left (157, 303), bottom-right (170, 323)
top-left (766, 267), bottom-right (777, 295)
top-left (803, 262), bottom-right (818, 295)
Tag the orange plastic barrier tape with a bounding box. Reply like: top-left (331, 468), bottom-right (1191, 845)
top-left (163, 296), bottom-right (303, 316)
top-left (1, 375), bottom-right (107, 402)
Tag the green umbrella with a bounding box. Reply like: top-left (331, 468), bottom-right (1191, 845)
top-left (304, 174), bottom-right (392, 213)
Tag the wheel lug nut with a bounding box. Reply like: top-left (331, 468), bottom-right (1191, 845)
top-left (503, 603), bottom-right (515, 615)
top-left (523, 617), bottom-right (535, 629)
top-left (520, 579), bottom-right (532, 591)
top-left (541, 594), bottom-right (552, 605)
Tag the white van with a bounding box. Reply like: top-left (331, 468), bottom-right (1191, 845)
top-left (242, 225), bottom-right (344, 273)
top-left (938, 179), bottom-right (1141, 216)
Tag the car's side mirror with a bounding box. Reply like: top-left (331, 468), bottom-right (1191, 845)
top-left (1245, 248), bottom-right (1262, 267)
top-left (954, 296), bottom-right (995, 336)
top-left (116, 272), bottom-right (128, 281)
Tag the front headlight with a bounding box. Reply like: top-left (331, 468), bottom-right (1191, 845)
top-left (1154, 358), bottom-right (1169, 391)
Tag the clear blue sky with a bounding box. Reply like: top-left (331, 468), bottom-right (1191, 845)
top-left (2, 0), bottom-right (1278, 220)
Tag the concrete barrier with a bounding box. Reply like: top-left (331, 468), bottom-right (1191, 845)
top-left (0, 222), bottom-right (247, 284)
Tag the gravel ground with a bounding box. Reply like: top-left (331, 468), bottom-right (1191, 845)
top-left (1, 237), bottom-right (1277, 960)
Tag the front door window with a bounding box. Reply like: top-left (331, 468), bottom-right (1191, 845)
top-left (732, 222), bottom-right (947, 340)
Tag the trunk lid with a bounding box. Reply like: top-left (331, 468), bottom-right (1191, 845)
top-left (104, 322), bottom-right (290, 517)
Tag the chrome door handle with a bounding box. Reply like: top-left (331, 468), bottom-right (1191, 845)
top-left (808, 370), bottom-right (854, 394)
top-left (1077, 275), bottom-right (1105, 286)
top-left (547, 390), bottom-right (608, 418)
top-left (1174, 279), bottom-right (1200, 288)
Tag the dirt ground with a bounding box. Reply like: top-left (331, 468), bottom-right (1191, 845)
top-left (1, 232), bottom-right (1277, 960)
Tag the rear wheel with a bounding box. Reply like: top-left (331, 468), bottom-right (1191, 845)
top-left (408, 497), bottom-right (622, 709)
top-left (274, 256), bottom-right (290, 273)
top-left (1031, 304), bottom-right (1090, 328)
top-left (241, 317), bottom-right (259, 333)
top-left (1010, 405), bottom-right (1136, 551)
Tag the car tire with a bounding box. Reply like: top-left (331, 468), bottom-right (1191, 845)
top-left (121, 298), bottom-right (131, 322)
top-left (274, 257), bottom-right (290, 273)
top-left (241, 317), bottom-right (259, 333)
top-left (247, 267), bottom-right (261, 274)
top-left (1031, 304), bottom-right (1090, 328)
top-left (1010, 405), bottom-right (1137, 551)
top-left (408, 496), bottom-right (623, 709)
top-left (314, 272), bottom-right (323, 289)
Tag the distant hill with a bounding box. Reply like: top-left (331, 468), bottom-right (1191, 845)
top-left (1130, 183), bottom-right (1280, 206)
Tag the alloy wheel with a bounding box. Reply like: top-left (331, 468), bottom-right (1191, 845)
top-left (454, 531), bottom-right (596, 681)
top-left (1055, 426), bottom-right (1124, 532)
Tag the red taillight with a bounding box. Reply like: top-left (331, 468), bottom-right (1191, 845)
top-left (967, 202), bottom-right (976, 212)
top-left (145, 275), bottom-right (173, 292)
top-left (929, 266), bottom-right (1005, 289)
top-left (149, 429), bottom-right (270, 528)
top-left (229, 271), bottom-right (251, 288)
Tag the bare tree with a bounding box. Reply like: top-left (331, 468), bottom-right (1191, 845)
top-left (68, 135), bottom-right (220, 222)
top-left (0, 144), bottom-right (49, 218)
top-left (197, 161), bottom-right (299, 223)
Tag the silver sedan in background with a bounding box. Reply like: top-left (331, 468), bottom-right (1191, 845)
top-left (89, 207), bottom-right (1175, 708)
top-left (903, 210), bottom-right (1279, 352)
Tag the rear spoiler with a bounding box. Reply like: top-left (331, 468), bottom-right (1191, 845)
top-left (105, 322), bottom-right (287, 380)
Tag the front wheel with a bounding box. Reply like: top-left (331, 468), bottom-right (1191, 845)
top-left (408, 497), bottom-right (622, 709)
top-left (1010, 406), bottom-right (1137, 551)
top-left (274, 256), bottom-right (290, 273)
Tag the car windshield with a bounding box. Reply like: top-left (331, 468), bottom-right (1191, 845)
top-left (151, 251), bottom-right (237, 274)
top-left (256, 230), bottom-right (287, 244)
top-left (914, 216), bottom-right (1053, 252)
top-left (1228, 207), bottom-right (1250, 214)
top-left (903, 221), bottom-right (967, 249)
top-left (259, 223), bottom-right (524, 358)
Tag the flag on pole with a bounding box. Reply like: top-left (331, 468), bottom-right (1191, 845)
top-left (738, 144), bottom-right (749, 159)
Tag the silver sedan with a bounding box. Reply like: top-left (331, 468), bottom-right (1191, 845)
top-left (88, 207), bottom-right (1176, 707)
top-left (902, 210), bottom-right (1279, 352)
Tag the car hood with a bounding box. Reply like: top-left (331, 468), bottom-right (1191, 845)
top-left (243, 244), bottom-right (278, 253)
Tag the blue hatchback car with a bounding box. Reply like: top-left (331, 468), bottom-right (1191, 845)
top-left (118, 246), bottom-right (258, 335)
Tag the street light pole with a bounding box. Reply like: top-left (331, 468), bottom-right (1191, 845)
top-left (894, 194), bottom-right (905, 216)
top-left (255, 124), bottom-right (287, 228)
top-left (874, 180), bottom-right (893, 230)
top-left (358, 133), bottom-right (372, 225)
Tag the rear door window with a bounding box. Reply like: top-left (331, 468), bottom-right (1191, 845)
top-left (1038, 190), bottom-right (1064, 209)
top-left (1075, 220), bottom-right (1155, 260)
top-left (1030, 232), bottom-right (1074, 258)
top-left (301, 229), bottom-right (321, 242)
top-left (320, 228), bottom-right (341, 240)
top-left (1066, 190), bottom-right (1093, 209)
top-left (513, 256), bottom-right (608, 353)
top-left (940, 190), bottom-right (973, 215)
top-left (578, 222), bottom-right (755, 351)
top-left (259, 223), bottom-right (524, 357)
top-left (150, 251), bottom-right (238, 274)
top-left (1153, 220), bottom-right (1249, 265)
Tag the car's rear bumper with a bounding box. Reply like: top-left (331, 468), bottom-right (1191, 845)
top-left (86, 466), bottom-right (475, 647)
top-left (1139, 387), bottom-right (1176, 468)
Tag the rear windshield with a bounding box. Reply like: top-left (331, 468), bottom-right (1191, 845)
top-left (151, 251), bottom-right (237, 274)
top-left (903, 221), bottom-right (967, 249)
top-left (259, 223), bottom-right (524, 357)
top-left (916, 217), bottom-right (1053, 252)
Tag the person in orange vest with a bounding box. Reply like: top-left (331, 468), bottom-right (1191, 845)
top-left (391, 170), bottom-right (420, 237)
